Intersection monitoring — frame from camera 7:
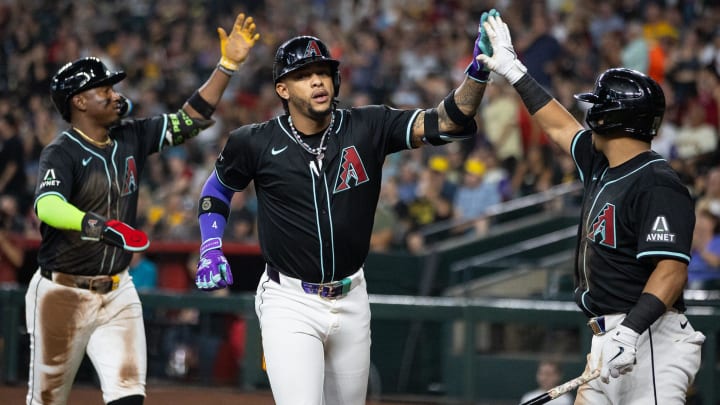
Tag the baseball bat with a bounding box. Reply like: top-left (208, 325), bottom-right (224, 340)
top-left (520, 369), bottom-right (600, 405)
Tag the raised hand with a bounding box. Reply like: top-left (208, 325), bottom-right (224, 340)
top-left (599, 324), bottom-right (640, 384)
top-left (465, 8), bottom-right (500, 83)
top-left (218, 13), bottom-right (261, 72)
top-left (475, 14), bottom-right (528, 85)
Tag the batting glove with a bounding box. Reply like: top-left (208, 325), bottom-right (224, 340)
top-left (217, 12), bottom-right (261, 73)
top-left (81, 211), bottom-right (150, 252)
top-left (475, 15), bottom-right (528, 85)
top-left (465, 8), bottom-right (500, 83)
top-left (196, 238), bottom-right (233, 291)
top-left (599, 324), bottom-right (640, 384)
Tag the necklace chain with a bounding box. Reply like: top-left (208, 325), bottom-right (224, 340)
top-left (74, 127), bottom-right (112, 147)
top-left (288, 113), bottom-right (334, 161)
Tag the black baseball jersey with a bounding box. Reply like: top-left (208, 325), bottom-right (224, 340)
top-left (570, 129), bottom-right (694, 317)
top-left (215, 106), bottom-right (419, 283)
top-left (35, 118), bottom-right (169, 276)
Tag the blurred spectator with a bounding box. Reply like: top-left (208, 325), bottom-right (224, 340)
top-left (666, 28), bottom-right (702, 106)
top-left (395, 158), bottom-right (420, 204)
top-left (0, 194), bottom-right (26, 234)
top-left (519, 360), bottom-right (573, 405)
top-left (621, 20), bottom-right (649, 73)
top-left (370, 197), bottom-right (399, 253)
top-left (674, 99), bottom-right (717, 161)
top-left (688, 199), bottom-right (720, 289)
top-left (0, 113), bottom-right (28, 209)
top-left (0, 193), bottom-right (24, 285)
top-left (589, 3), bottom-right (625, 49)
top-left (453, 157), bottom-right (501, 236)
top-left (511, 144), bottom-right (562, 198)
top-left (129, 252), bottom-right (158, 292)
top-left (405, 155), bottom-right (456, 253)
top-left (516, 4), bottom-right (563, 90)
top-left (481, 78), bottom-right (522, 171)
top-left (0, 227), bottom-right (23, 286)
top-left (644, 1), bottom-right (679, 85)
top-left (147, 191), bottom-right (198, 240)
top-left (225, 190), bottom-right (256, 243)
top-left (695, 63), bottom-right (720, 131)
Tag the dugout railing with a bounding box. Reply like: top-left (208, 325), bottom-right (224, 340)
top-left (2, 289), bottom-right (719, 404)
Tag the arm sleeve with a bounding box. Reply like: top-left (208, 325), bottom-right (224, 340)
top-left (35, 194), bottom-right (85, 231)
top-left (199, 172), bottom-right (235, 242)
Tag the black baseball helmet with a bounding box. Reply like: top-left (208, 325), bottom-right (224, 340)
top-left (574, 68), bottom-right (665, 140)
top-left (50, 57), bottom-right (126, 122)
top-left (273, 36), bottom-right (340, 96)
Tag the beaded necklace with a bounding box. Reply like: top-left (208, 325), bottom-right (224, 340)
top-left (287, 113), bottom-right (334, 163)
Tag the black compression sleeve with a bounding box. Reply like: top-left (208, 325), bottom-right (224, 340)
top-left (513, 74), bottom-right (553, 115)
top-left (621, 293), bottom-right (667, 334)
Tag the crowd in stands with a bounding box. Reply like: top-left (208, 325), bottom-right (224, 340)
top-left (1, 0), bottom-right (720, 285)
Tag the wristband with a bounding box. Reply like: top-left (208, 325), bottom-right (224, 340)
top-left (187, 90), bottom-right (215, 119)
top-left (621, 293), bottom-right (667, 334)
top-left (513, 74), bottom-right (553, 115)
top-left (200, 237), bottom-right (222, 256)
top-left (217, 63), bottom-right (236, 76)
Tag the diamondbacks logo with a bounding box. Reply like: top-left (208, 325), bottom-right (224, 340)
top-left (305, 40), bottom-right (323, 58)
top-left (121, 156), bottom-right (138, 196)
top-left (588, 203), bottom-right (616, 248)
top-left (39, 169), bottom-right (60, 189)
top-left (334, 146), bottom-right (369, 193)
top-left (646, 215), bottom-right (676, 243)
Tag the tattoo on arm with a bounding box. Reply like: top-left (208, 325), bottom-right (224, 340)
top-left (411, 112), bottom-right (425, 148)
top-left (410, 79), bottom-right (486, 148)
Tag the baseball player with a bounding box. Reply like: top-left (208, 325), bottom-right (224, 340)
top-left (193, 10), bottom-right (500, 404)
top-left (25, 13), bottom-right (259, 405)
top-left (478, 14), bottom-right (705, 404)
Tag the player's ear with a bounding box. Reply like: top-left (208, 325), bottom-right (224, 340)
top-left (71, 94), bottom-right (88, 114)
top-left (275, 82), bottom-right (289, 101)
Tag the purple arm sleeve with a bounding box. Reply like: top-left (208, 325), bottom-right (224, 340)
top-left (199, 172), bottom-right (235, 244)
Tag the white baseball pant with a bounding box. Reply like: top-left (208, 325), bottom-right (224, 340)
top-left (255, 267), bottom-right (371, 405)
top-left (25, 268), bottom-right (146, 405)
top-left (576, 311), bottom-right (705, 405)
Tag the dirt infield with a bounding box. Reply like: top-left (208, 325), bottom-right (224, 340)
top-left (0, 384), bottom-right (461, 405)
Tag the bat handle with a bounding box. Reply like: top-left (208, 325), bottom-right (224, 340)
top-left (549, 369), bottom-right (601, 398)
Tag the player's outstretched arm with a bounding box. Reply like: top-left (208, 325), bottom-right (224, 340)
top-left (160, 12), bottom-right (260, 147)
top-left (183, 12), bottom-right (260, 120)
top-left (477, 14), bottom-right (583, 155)
top-left (409, 9), bottom-right (500, 147)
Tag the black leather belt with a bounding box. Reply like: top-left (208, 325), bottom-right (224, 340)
top-left (40, 268), bottom-right (120, 294)
top-left (266, 266), bottom-right (357, 298)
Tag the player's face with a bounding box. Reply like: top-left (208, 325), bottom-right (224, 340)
top-left (75, 86), bottom-right (123, 126)
top-left (279, 63), bottom-right (335, 120)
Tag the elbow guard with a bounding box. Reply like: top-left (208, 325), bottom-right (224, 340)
top-left (165, 109), bottom-right (216, 146)
top-left (422, 107), bottom-right (476, 145)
